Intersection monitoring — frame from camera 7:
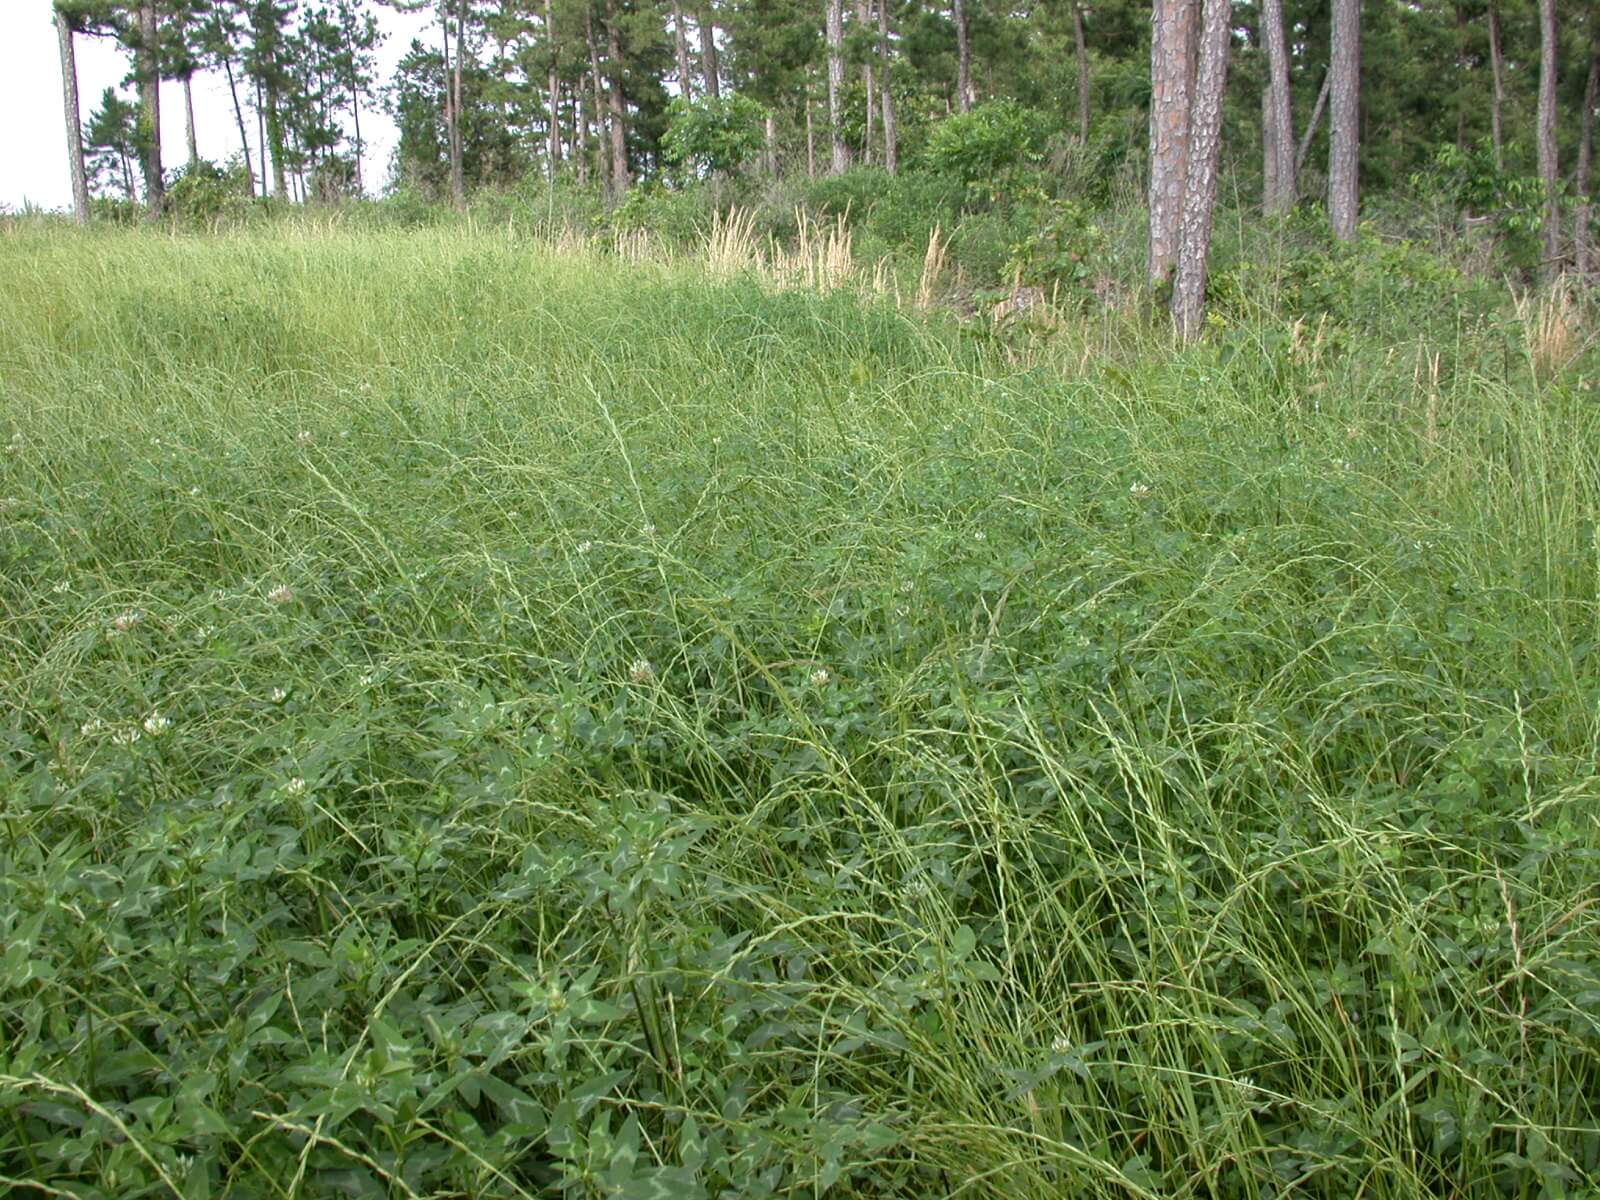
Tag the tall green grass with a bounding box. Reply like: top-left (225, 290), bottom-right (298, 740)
top-left (1, 220), bottom-right (1598, 1198)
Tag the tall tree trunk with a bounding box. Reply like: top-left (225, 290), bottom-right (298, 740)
top-left (1262, 0), bottom-right (1294, 213)
top-left (879, 0), bottom-right (898, 173)
top-left (953, 0), bottom-right (972, 112)
top-left (700, 5), bottom-right (720, 99)
top-left (827, 0), bottom-right (849, 173)
top-left (765, 111), bottom-right (777, 174)
top-left (1295, 68), bottom-right (1329, 176)
top-left (1263, 83), bottom-right (1278, 212)
top-left (55, 7), bottom-right (90, 224)
top-left (222, 57), bottom-right (254, 195)
top-left (136, 0), bottom-right (163, 218)
top-left (450, 0), bottom-right (467, 207)
top-left (1073, 5), bottom-right (1090, 141)
top-left (1488, 5), bottom-right (1506, 170)
top-left (806, 95), bottom-right (816, 177)
top-left (671, 0), bottom-right (693, 97)
top-left (1455, 4), bottom-right (1468, 150)
top-left (606, 0), bottom-right (630, 194)
top-left (1578, 43), bottom-right (1598, 276)
top-left (1537, 0), bottom-right (1560, 278)
top-left (1148, 0), bottom-right (1198, 288)
top-left (587, 17), bottom-right (609, 187)
top-left (574, 82), bottom-right (591, 184)
top-left (266, 84), bottom-right (287, 197)
top-left (857, 0), bottom-right (875, 164)
top-left (546, 0), bottom-right (562, 175)
top-left (1328, 0), bottom-right (1360, 242)
top-left (352, 84), bottom-right (365, 193)
top-left (182, 75), bottom-right (199, 167)
top-left (1171, 0), bottom-right (1231, 340)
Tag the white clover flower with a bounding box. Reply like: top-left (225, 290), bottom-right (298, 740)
top-left (283, 777), bottom-right (308, 797)
top-left (52, 580), bottom-right (71, 594)
top-left (6, 432), bottom-right (23, 452)
top-left (1337, 459), bottom-right (1354, 472)
top-left (269, 687), bottom-right (287, 703)
top-left (80, 718), bottom-right (106, 737)
top-left (1129, 481), bottom-right (1152, 500)
top-left (189, 486), bottom-right (201, 497)
top-left (111, 610), bottom-right (142, 633)
top-left (809, 667), bottom-right (831, 687)
top-left (973, 529), bottom-right (986, 542)
top-left (900, 579), bottom-right (914, 594)
top-left (641, 523), bottom-right (657, 539)
top-left (111, 726), bottom-right (142, 747)
top-left (142, 711), bottom-right (170, 737)
top-left (295, 430), bottom-right (316, 447)
top-left (628, 657), bottom-right (655, 684)
top-left (576, 540), bottom-right (593, 554)
top-left (1051, 1035), bottom-right (1072, 1055)
top-left (266, 584), bottom-right (294, 606)
top-left (358, 672), bottom-right (376, 687)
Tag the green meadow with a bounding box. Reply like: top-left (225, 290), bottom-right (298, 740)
top-left (2, 220), bottom-right (1599, 1198)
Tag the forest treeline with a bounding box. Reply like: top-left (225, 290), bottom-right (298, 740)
top-left (49, 1), bottom-right (1599, 330)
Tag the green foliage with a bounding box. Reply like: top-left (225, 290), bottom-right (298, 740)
top-left (921, 99), bottom-right (1049, 203)
top-left (1214, 220), bottom-right (1504, 341)
top-left (605, 182), bottom-right (711, 246)
top-left (1413, 142), bottom-right (1551, 273)
top-left (1005, 195), bottom-right (1108, 297)
top-left (3, 222), bottom-right (1597, 1200)
top-left (662, 94), bottom-right (770, 178)
top-left (164, 156), bottom-right (254, 225)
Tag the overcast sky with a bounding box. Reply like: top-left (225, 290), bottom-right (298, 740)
top-left (0, 0), bottom-right (438, 212)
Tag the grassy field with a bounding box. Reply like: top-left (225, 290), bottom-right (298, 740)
top-left (2, 219), bottom-right (1599, 1199)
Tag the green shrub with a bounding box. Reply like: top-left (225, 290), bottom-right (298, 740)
top-left (662, 94), bottom-right (769, 178)
top-left (863, 171), bottom-right (966, 249)
top-left (922, 99), bottom-right (1049, 204)
top-left (165, 157), bottom-right (253, 225)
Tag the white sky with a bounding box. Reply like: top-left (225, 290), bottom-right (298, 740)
top-left (0, 0), bottom-right (439, 211)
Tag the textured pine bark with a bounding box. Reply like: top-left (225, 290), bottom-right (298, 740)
top-left (56, 7), bottom-right (90, 225)
top-left (1328, 0), bottom-right (1360, 242)
top-left (1488, 5), bottom-right (1505, 169)
top-left (1262, 0), bottom-right (1295, 214)
top-left (1147, 0), bottom-right (1198, 288)
top-left (827, 0), bottom-right (849, 173)
top-left (857, 0), bottom-right (875, 164)
top-left (879, 0), bottom-right (898, 173)
top-left (1576, 43), bottom-right (1597, 276)
top-left (137, 0), bottom-right (163, 218)
top-left (1171, 0), bottom-right (1231, 340)
top-left (548, 0), bottom-right (563, 176)
top-left (671, 0), bottom-right (693, 98)
top-left (954, 0), bottom-right (971, 112)
top-left (1537, 0), bottom-right (1560, 278)
top-left (606, 0), bottom-right (631, 194)
top-left (700, 5), bottom-right (720, 99)
top-left (1074, 6), bottom-right (1090, 141)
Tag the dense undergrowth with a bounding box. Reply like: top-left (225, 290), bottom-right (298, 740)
top-left (1, 220), bottom-right (1599, 1198)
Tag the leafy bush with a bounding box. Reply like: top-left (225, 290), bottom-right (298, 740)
top-left (1411, 141), bottom-right (1550, 272)
top-left (604, 182), bottom-right (711, 246)
top-left (662, 94), bottom-right (769, 178)
top-left (862, 171), bottom-right (966, 250)
top-left (921, 99), bottom-right (1049, 204)
top-left (165, 157), bottom-right (253, 225)
top-left (800, 165), bottom-right (896, 225)
top-left (1005, 195), bottom-right (1109, 298)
